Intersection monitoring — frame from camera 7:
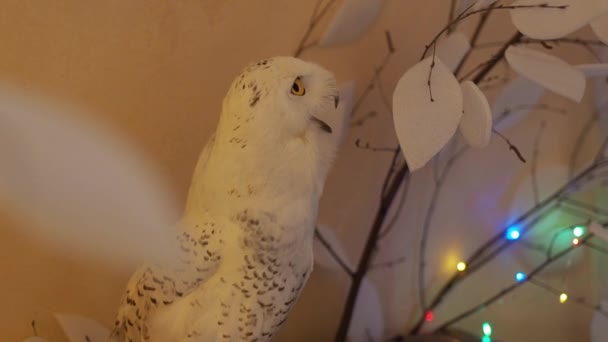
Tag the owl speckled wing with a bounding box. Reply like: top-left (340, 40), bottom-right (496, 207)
top-left (111, 214), bottom-right (225, 341)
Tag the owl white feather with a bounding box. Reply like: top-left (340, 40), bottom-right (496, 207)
top-left (111, 56), bottom-right (345, 342)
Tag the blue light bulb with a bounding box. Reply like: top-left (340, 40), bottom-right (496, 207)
top-left (515, 272), bottom-right (526, 282)
top-left (505, 227), bottom-right (521, 240)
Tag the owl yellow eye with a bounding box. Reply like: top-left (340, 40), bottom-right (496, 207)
top-left (290, 77), bottom-right (305, 96)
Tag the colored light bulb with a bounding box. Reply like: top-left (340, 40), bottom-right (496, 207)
top-left (515, 272), bottom-right (526, 282)
top-left (572, 238), bottom-right (580, 246)
top-left (573, 226), bottom-right (585, 237)
top-left (424, 311), bottom-right (434, 322)
top-left (560, 293), bottom-right (568, 303)
top-left (505, 227), bottom-right (521, 240)
top-left (456, 262), bottom-right (467, 272)
top-left (482, 322), bottom-right (492, 336)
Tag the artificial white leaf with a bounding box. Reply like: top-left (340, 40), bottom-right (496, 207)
top-left (591, 301), bottom-right (608, 342)
top-left (492, 76), bottom-right (546, 130)
top-left (459, 81), bottom-right (492, 147)
top-left (577, 63), bottom-right (608, 77)
top-left (505, 45), bottom-right (586, 102)
top-left (510, 0), bottom-right (606, 39)
top-left (313, 224), bottom-right (353, 272)
top-left (348, 278), bottom-right (384, 342)
top-left (54, 313), bottom-right (113, 342)
top-left (393, 56), bottom-right (463, 171)
top-left (435, 32), bottom-right (471, 72)
top-left (591, 14), bottom-right (608, 44)
top-left (0, 83), bottom-right (180, 268)
top-left (22, 338), bottom-right (49, 342)
top-left (318, 0), bottom-right (386, 47)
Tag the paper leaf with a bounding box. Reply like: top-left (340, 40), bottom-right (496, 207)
top-left (392, 57), bottom-right (463, 171)
top-left (459, 81), bottom-right (492, 147)
top-left (591, 14), bottom-right (608, 44)
top-left (22, 338), bottom-right (49, 342)
top-left (313, 224), bottom-right (353, 272)
top-left (348, 278), bottom-right (384, 342)
top-left (510, 0), bottom-right (605, 39)
top-left (54, 313), bottom-right (113, 342)
top-left (591, 301), bottom-right (608, 342)
top-left (492, 77), bottom-right (546, 130)
top-left (577, 63), bottom-right (608, 77)
top-left (318, 0), bottom-right (386, 47)
top-left (505, 45), bottom-right (586, 102)
top-left (0, 83), bottom-right (179, 268)
top-left (435, 32), bottom-right (471, 72)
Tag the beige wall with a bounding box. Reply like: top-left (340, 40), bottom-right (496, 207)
top-left (0, 1), bottom-right (603, 341)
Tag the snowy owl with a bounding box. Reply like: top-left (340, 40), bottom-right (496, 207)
top-left (111, 56), bottom-right (345, 341)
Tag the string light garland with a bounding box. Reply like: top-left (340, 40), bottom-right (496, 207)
top-left (433, 224), bottom-right (608, 332)
top-left (408, 190), bottom-right (608, 336)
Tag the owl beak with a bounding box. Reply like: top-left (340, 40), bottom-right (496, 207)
top-left (311, 116), bottom-right (332, 134)
top-left (334, 95), bottom-right (340, 109)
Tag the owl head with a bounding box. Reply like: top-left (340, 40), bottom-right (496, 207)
top-left (221, 56), bottom-right (343, 141)
top-left (212, 57), bottom-right (346, 188)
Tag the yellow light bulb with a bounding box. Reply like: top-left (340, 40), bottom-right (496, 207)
top-left (456, 262), bottom-right (466, 272)
top-left (559, 293), bottom-right (568, 303)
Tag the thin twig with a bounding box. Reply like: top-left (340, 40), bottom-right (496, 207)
top-left (350, 111), bottom-right (378, 127)
top-left (31, 320), bottom-right (38, 336)
top-left (314, 227), bottom-right (355, 277)
top-left (355, 138), bottom-right (399, 153)
top-left (351, 32), bottom-right (395, 120)
top-left (447, 0), bottom-right (457, 33)
top-left (569, 112), bottom-right (599, 178)
top-left (417, 148), bottom-right (464, 311)
top-left (584, 240), bottom-right (608, 257)
top-left (427, 44), bottom-right (437, 102)
top-left (475, 37), bottom-right (607, 49)
top-left (378, 176), bottom-right (411, 239)
top-left (493, 128), bottom-right (526, 163)
top-left (562, 198), bottom-right (608, 218)
top-left (420, 4), bottom-right (565, 61)
top-left (454, 3), bottom-right (496, 76)
top-left (594, 134), bottom-right (608, 164)
top-left (371, 256), bottom-right (407, 270)
top-left (531, 121), bottom-right (546, 204)
top-left (528, 278), bottom-right (608, 317)
top-left (293, 0), bottom-right (338, 57)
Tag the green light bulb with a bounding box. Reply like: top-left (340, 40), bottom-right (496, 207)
top-left (573, 226), bottom-right (585, 237)
top-left (482, 322), bottom-right (492, 336)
